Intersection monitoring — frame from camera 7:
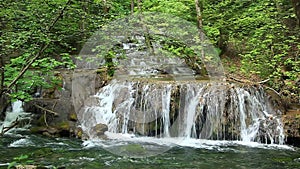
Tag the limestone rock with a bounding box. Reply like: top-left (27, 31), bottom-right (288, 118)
top-left (90, 123), bottom-right (108, 139)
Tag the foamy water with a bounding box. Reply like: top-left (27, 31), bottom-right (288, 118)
top-left (83, 132), bottom-right (294, 152)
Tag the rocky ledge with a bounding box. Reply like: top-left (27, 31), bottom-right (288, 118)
top-left (22, 69), bottom-right (300, 147)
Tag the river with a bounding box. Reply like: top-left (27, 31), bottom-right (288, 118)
top-left (0, 133), bottom-right (299, 169)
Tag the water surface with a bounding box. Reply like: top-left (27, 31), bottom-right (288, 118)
top-left (0, 134), bottom-right (299, 169)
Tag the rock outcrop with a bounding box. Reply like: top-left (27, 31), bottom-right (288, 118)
top-left (21, 69), bottom-right (300, 147)
top-left (283, 108), bottom-right (300, 146)
top-left (24, 69), bottom-right (107, 138)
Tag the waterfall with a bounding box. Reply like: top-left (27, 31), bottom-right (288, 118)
top-left (77, 80), bottom-right (285, 144)
top-left (0, 100), bottom-right (31, 134)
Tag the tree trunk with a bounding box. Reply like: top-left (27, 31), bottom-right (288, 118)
top-left (80, 0), bottom-right (87, 40)
top-left (0, 56), bottom-right (4, 93)
top-left (102, 0), bottom-right (110, 14)
top-left (137, 0), bottom-right (154, 54)
top-left (291, 0), bottom-right (300, 27)
top-left (131, 0), bottom-right (135, 15)
top-left (195, 0), bottom-right (205, 58)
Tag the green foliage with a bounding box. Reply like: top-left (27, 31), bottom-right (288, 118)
top-left (0, 0), bottom-right (129, 102)
top-left (8, 154), bottom-right (34, 169)
top-left (142, 0), bottom-right (196, 21)
top-left (0, 0), bottom-right (298, 103)
top-left (202, 0), bottom-right (300, 103)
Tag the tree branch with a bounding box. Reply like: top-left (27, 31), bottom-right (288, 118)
top-left (226, 74), bottom-right (270, 85)
top-left (266, 86), bottom-right (281, 96)
top-left (1, 0), bottom-right (72, 96)
top-left (33, 104), bottom-right (59, 116)
top-left (258, 78), bottom-right (270, 84)
top-left (0, 117), bottom-right (19, 136)
top-left (226, 75), bottom-right (251, 84)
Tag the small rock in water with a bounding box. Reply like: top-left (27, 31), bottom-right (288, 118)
top-left (16, 165), bottom-right (37, 169)
top-left (293, 158), bottom-right (300, 162)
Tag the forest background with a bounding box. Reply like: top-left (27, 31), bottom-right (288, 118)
top-left (0, 0), bottom-right (299, 111)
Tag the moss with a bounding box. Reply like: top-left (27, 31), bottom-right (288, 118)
top-left (30, 126), bottom-right (46, 133)
top-left (37, 115), bottom-right (46, 126)
top-left (76, 129), bottom-right (83, 138)
top-left (69, 112), bottom-right (77, 121)
top-left (58, 121), bottom-right (70, 131)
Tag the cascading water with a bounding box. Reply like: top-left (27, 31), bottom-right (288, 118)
top-left (0, 100), bottom-right (31, 134)
top-left (77, 80), bottom-right (285, 145)
top-left (74, 13), bottom-right (285, 147)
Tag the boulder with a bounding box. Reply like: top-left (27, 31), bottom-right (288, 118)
top-left (90, 123), bottom-right (108, 139)
top-left (24, 69), bottom-right (108, 138)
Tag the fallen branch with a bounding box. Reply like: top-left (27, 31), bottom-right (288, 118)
top-left (226, 75), bottom-right (251, 84)
top-left (33, 104), bottom-right (59, 116)
top-left (44, 111), bottom-right (49, 127)
top-left (226, 74), bottom-right (284, 105)
top-left (258, 78), bottom-right (270, 84)
top-left (226, 75), bottom-right (270, 85)
top-left (0, 117), bottom-right (19, 136)
top-left (264, 86), bottom-right (282, 98)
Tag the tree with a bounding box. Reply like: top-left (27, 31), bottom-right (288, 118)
top-left (202, 0), bottom-right (300, 104)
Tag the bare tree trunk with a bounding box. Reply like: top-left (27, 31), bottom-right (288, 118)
top-left (131, 0), bottom-right (135, 15)
top-left (0, 56), bottom-right (4, 93)
top-left (0, 55), bottom-right (6, 119)
top-left (195, 0), bottom-right (205, 59)
top-left (137, 0), bottom-right (154, 54)
top-left (80, 0), bottom-right (88, 45)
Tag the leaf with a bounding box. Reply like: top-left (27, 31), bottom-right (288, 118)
top-left (7, 161), bottom-right (17, 169)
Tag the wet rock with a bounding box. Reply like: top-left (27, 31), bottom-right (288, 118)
top-left (90, 123), bottom-right (108, 139)
top-left (24, 69), bottom-right (108, 138)
top-left (294, 158), bottom-right (300, 163)
top-left (69, 112), bottom-right (77, 121)
top-left (16, 164), bottom-right (37, 169)
top-left (71, 127), bottom-right (85, 139)
top-left (31, 126), bottom-right (59, 137)
top-left (283, 108), bottom-right (300, 146)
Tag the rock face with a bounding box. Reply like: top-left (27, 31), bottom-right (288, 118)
top-left (24, 69), bottom-right (107, 138)
top-left (75, 80), bottom-right (286, 144)
top-left (283, 108), bottom-right (300, 146)
top-left (22, 69), bottom-right (300, 147)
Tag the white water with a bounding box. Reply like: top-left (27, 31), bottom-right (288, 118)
top-left (77, 80), bottom-right (285, 146)
top-left (0, 100), bottom-right (31, 134)
top-left (84, 132), bottom-right (293, 151)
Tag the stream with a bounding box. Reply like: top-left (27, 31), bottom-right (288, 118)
top-left (0, 134), bottom-right (300, 169)
top-left (1, 12), bottom-right (299, 168)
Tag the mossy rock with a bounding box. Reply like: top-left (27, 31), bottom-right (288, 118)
top-left (58, 121), bottom-right (70, 131)
top-left (75, 127), bottom-right (83, 139)
top-left (69, 112), bottom-right (77, 121)
top-left (30, 126), bottom-right (47, 134)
